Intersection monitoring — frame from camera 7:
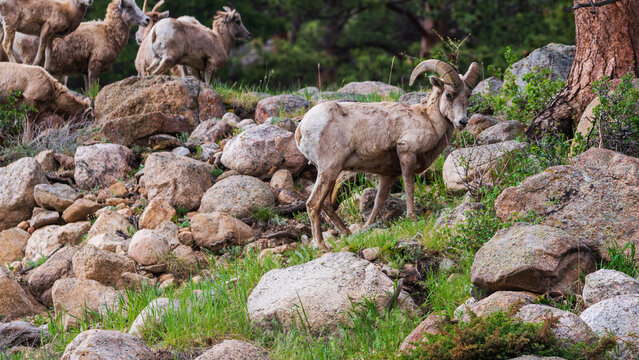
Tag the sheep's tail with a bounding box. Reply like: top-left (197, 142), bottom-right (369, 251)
top-left (295, 123), bottom-right (302, 146)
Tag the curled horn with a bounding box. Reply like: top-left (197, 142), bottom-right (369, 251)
top-left (142, 0), bottom-right (147, 12)
top-left (463, 62), bottom-right (481, 89)
top-left (409, 59), bottom-right (462, 88)
top-left (151, 0), bottom-right (164, 12)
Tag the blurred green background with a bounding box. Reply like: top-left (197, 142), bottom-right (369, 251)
top-left (77, 0), bottom-right (576, 90)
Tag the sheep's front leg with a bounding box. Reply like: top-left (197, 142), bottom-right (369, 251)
top-left (398, 146), bottom-right (417, 220)
top-left (364, 175), bottom-right (399, 227)
top-left (33, 23), bottom-right (51, 66)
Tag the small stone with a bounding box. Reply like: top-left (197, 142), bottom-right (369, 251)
top-left (172, 146), bottom-right (191, 157)
top-left (62, 198), bottom-right (102, 223)
top-left (583, 269), bottom-right (639, 306)
top-left (362, 247), bottom-right (381, 262)
top-left (108, 182), bottom-right (128, 198)
top-left (61, 329), bottom-right (154, 360)
top-left (269, 169), bottom-right (295, 191)
top-left (139, 198), bottom-right (176, 229)
top-left (35, 150), bottom-right (58, 172)
top-left (29, 210), bottom-right (60, 229)
top-left (0, 228), bottom-right (31, 264)
top-left (34, 183), bottom-right (80, 212)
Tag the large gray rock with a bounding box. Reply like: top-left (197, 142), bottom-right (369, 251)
top-left (0, 157), bottom-right (48, 230)
top-left (508, 43), bottom-right (575, 90)
top-left (33, 183), bottom-right (80, 212)
top-left (94, 76), bottom-right (225, 146)
top-left (337, 81), bottom-right (404, 97)
top-left (52, 278), bottom-right (119, 329)
top-left (580, 295), bottom-right (639, 359)
top-left (495, 148), bottom-right (639, 260)
top-left (443, 141), bottom-right (527, 191)
top-left (471, 224), bottom-right (596, 295)
top-left (398, 92), bottom-right (428, 106)
top-left (0, 228), bottom-right (30, 264)
top-left (72, 245), bottom-right (135, 287)
top-left (221, 124), bottom-right (306, 179)
top-left (195, 340), bottom-right (269, 360)
top-left (0, 266), bottom-right (44, 320)
top-left (86, 209), bottom-right (132, 241)
top-left (128, 298), bottom-right (180, 337)
top-left (28, 246), bottom-right (79, 303)
top-left (199, 175), bottom-right (275, 218)
top-left (61, 329), bottom-right (154, 360)
top-left (187, 119), bottom-right (233, 145)
top-left (516, 304), bottom-right (597, 348)
top-left (583, 269), bottom-right (639, 306)
top-left (191, 212), bottom-right (254, 251)
top-left (87, 233), bottom-right (130, 253)
top-left (477, 121), bottom-right (526, 145)
top-left (74, 144), bottom-right (135, 189)
top-left (454, 291), bottom-right (537, 323)
top-left (472, 77), bottom-right (504, 97)
top-left (128, 221), bottom-right (177, 266)
top-left (247, 252), bottom-right (417, 334)
top-left (0, 321), bottom-right (49, 349)
top-left (24, 222), bottom-right (90, 261)
top-left (254, 94), bottom-right (310, 124)
top-left (143, 152), bottom-right (215, 211)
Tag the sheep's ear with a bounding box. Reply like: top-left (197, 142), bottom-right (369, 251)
top-left (222, 6), bottom-right (232, 12)
top-left (159, 11), bottom-right (169, 19)
top-left (430, 76), bottom-right (444, 90)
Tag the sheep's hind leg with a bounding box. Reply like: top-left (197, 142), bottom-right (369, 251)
top-left (2, 26), bottom-right (17, 63)
top-left (398, 149), bottom-right (418, 221)
top-left (321, 183), bottom-right (350, 236)
top-left (364, 175), bottom-right (398, 227)
top-left (33, 23), bottom-right (50, 66)
top-left (148, 57), bottom-right (174, 76)
top-left (307, 169), bottom-right (341, 251)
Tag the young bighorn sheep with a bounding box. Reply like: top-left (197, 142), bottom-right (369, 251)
top-left (0, 0), bottom-right (93, 66)
top-left (295, 60), bottom-right (480, 249)
top-left (11, 0), bottom-right (149, 90)
top-left (134, 1), bottom-right (198, 76)
top-left (146, 7), bottom-right (251, 83)
top-left (0, 63), bottom-right (91, 117)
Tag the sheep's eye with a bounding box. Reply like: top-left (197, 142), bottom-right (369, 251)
top-left (445, 93), bottom-right (454, 101)
top-left (236, 20), bottom-right (241, 24)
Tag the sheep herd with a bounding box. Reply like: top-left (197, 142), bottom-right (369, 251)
top-left (0, 0), bottom-right (250, 117)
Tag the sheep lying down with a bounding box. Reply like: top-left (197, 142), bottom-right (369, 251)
top-left (0, 63), bottom-right (92, 118)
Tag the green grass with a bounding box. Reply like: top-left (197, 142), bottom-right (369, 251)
top-left (599, 241), bottom-right (639, 278)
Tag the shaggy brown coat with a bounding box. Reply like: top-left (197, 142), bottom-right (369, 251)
top-left (146, 7), bottom-right (251, 83)
top-left (0, 0), bottom-right (92, 66)
top-left (12, 0), bottom-right (149, 90)
top-left (0, 63), bottom-right (91, 117)
top-left (295, 61), bottom-right (480, 249)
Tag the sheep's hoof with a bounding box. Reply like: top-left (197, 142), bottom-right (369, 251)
top-left (311, 239), bottom-right (331, 252)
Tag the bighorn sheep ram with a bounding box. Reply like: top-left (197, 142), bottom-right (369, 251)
top-left (0, 0), bottom-right (93, 66)
top-left (11, 0), bottom-right (149, 90)
top-left (295, 60), bottom-right (480, 249)
top-left (146, 7), bottom-right (251, 83)
top-left (0, 63), bottom-right (91, 117)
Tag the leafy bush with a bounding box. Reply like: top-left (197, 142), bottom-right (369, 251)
top-left (472, 47), bottom-right (565, 125)
top-left (0, 90), bottom-right (34, 145)
top-left (401, 309), bottom-right (616, 360)
top-left (575, 73), bottom-right (639, 156)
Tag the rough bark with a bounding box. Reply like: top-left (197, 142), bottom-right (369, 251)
top-left (527, 0), bottom-right (639, 138)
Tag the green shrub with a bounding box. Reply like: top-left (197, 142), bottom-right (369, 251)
top-left (575, 73), bottom-right (639, 156)
top-left (599, 241), bottom-right (638, 278)
top-left (472, 47), bottom-right (565, 125)
top-left (401, 309), bottom-right (616, 360)
top-left (0, 90), bottom-right (34, 146)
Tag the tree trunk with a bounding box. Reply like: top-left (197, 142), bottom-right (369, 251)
top-left (527, 0), bottom-right (639, 138)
